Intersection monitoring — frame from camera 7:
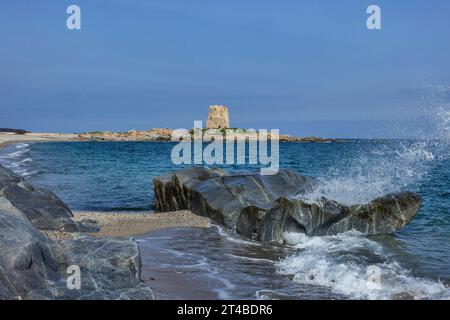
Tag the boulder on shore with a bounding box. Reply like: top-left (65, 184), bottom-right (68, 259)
top-left (153, 167), bottom-right (421, 243)
top-left (0, 164), bottom-right (153, 300)
top-left (257, 193), bottom-right (421, 243)
top-left (0, 164), bottom-right (97, 232)
top-left (0, 207), bottom-right (154, 299)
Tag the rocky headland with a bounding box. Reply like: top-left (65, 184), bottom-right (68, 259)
top-left (77, 104), bottom-right (336, 143)
top-left (78, 128), bottom-right (336, 143)
top-left (2, 105), bottom-right (337, 144)
top-left (78, 128), bottom-right (173, 142)
top-left (153, 167), bottom-right (421, 243)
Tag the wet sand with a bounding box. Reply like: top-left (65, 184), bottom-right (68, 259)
top-left (136, 226), bottom-right (338, 300)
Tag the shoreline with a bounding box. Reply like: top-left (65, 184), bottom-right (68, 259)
top-left (43, 210), bottom-right (211, 240)
top-left (0, 134), bottom-right (212, 241)
top-left (0, 131), bottom-right (338, 149)
top-left (2, 134), bottom-right (449, 300)
top-left (0, 132), bottom-right (80, 149)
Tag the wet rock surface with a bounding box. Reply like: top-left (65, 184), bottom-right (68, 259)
top-left (0, 207), bottom-right (153, 300)
top-left (153, 167), bottom-right (421, 243)
top-left (0, 164), bottom-right (97, 232)
top-left (0, 164), bottom-right (153, 300)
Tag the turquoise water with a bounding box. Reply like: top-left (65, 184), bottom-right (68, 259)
top-left (1, 140), bottom-right (449, 299)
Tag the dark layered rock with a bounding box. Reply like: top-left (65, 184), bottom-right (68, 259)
top-left (0, 208), bottom-right (154, 300)
top-left (0, 209), bottom-right (59, 299)
top-left (153, 167), bottom-right (312, 234)
top-left (25, 235), bottom-right (154, 300)
top-left (258, 193), bottom-right (421, 243)
top-left (153, 167), bottom-right (421, 242)
top-left (0, 164), bottom-right (153, 300)
top-left (0, 164), bottom-right (97, 232)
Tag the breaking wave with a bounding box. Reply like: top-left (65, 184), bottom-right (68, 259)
top-left (277, 232), bottom-right (450, 300)
top-left (0, 143), bottom-right (38, 177)
top-left (299, 140), bottom-right (439, 205)
top-left (285, 85), bottom-right (450, 300)
top-left (299, 84), bottom-right (449, 206)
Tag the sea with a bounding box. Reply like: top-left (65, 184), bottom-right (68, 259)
top-left (1, 139), bottom-right (449, 300)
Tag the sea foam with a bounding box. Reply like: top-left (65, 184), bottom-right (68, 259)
top-left (298, 141), bottom-right (438, 206)
top-left (277, 231), bottom-right (450, 300)
top-left (0, 143), bottom-right (38, 177)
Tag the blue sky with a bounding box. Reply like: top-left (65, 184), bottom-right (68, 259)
top-left (1, 0), bottom-right (450, 138)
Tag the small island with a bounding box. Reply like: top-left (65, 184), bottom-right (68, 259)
top-left (76, 105), bottom-right (336, 143)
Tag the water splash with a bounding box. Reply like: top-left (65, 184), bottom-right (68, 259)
top-left (0, 143), bottom-right (38, 177)
top-left (299, 140), bottom-right (437, 205)
top-left (428, 84), bottom-right (450, 140)
top-left (286, 84), bottom-right (450, 299)
top-left (300, 84), bottom-right (450, 205)
top-left (277, 232), bottom-right (450, 300)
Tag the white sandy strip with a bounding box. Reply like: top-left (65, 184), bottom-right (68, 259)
top-left (0, 133), bottom-right (79, 148)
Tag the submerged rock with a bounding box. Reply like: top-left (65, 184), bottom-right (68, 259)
top-left (0, 164), bottom-right (97, 232)
top-left (153, 167), bottom-right (421, 243)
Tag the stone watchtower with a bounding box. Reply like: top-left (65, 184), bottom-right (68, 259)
top-left (206, 105), bottom-right (230, 129)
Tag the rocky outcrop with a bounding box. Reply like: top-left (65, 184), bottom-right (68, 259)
top-left (0, 164), bottom-right (153, 300)
top-left (153, 167), bottom-right (421, 243)
top-left (153, 167), bottom-right (311, 229)
top-left (79, 128), bottom-right (173, 142)
top-left (0, 209), bottom-right (59, 299)
top-left (78, 127), bottom-right (335, 143)
top-left (206, 105), bottom-right (230, 129)
top-left (0, 208), bottom-right (154, 300)
top-left (0, 164), bottom-right (96, 232)
top-left (277, 135), bottom-right (336, 143)
top-left (26, 235), bottom-right (154, 300)
top-left (257, 193), bottom-right (421, 243)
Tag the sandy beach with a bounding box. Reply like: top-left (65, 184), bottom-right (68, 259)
top-left (0, 132), bottom-right (79, 148)
top-left (1, 134), bottom-right (210, 241)
top-left (42, 210), bottom-right (211, 240)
